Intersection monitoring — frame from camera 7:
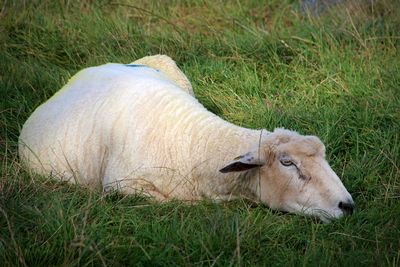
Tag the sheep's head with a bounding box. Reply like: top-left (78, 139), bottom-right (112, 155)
top-left (220, 128), bottom-right (354, 223)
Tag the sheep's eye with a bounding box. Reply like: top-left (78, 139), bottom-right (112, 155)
top-left (280, 159), bottom-right (294, 166)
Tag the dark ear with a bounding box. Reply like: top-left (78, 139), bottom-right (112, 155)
top-left (219, 152), bottom-right (264, 173)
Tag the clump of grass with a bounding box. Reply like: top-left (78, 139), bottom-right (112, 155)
top-left (1, 0), bottom-right (399, 266)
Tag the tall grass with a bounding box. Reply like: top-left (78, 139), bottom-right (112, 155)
top-left (1, 0), bottom-right (399, 266)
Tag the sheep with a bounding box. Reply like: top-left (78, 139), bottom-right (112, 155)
top-left (19, 55), bottom-right (354, 222)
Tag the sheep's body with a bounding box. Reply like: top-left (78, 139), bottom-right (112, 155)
top-left (19, 63), bottom-right (262, 200)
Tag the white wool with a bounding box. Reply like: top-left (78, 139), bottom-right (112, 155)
top-left (19, 57), bottom-right (354, 222)
top-left (19, 63), bottom-right (260, 197)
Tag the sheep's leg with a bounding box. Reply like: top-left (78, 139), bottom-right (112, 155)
top-left (147, 190), bottom-right (169, 202)
top-left (103, 177), bottom-right (171, 201)
top-left (212, 194), bottom-right (240, 202)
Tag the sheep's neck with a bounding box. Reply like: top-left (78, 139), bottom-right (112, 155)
top-left (185, 114), bottom-right (266, 199)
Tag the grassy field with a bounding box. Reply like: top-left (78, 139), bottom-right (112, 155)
top-left (1, 0), bottom-right (399, 266)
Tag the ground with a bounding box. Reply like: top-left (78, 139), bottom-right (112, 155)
top-left (1, 0), bottom-right (399, 266)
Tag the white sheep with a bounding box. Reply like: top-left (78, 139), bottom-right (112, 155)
top-left (19, 55), bottom-right (354, 222)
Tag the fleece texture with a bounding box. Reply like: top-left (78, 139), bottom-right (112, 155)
top-left (19, 63), bottom-right (264, 199)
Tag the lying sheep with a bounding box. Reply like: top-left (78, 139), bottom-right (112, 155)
top-left (19, 55), bottom-right (354, 222)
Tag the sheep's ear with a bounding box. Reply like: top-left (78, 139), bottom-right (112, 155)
top-left (219, 152), bottom-right (264, 173)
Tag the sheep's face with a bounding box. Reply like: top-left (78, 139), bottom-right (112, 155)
top-left (220, 129), bottom-right (354, 222)
top-left (259, 131), bottom-right (354, 222)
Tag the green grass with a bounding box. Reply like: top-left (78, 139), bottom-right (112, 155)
top-left (1, 0), bottom-right (400, 266)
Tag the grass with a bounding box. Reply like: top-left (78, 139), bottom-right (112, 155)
top-left (1, 0), bottom-right (399, 266)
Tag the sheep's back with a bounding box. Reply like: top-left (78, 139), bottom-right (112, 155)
top-left (19, 63), bottom-right (196, 186)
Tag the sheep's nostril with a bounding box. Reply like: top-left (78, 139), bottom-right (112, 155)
top-left (338, 201), bottom-right (355, 215)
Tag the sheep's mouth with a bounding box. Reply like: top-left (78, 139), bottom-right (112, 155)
top-left (312, 209), bottom-right (344, 223)
top-left (295, 207), bottom-right (339, 223)
top-left (316, 214), bottom-right (334, 223)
